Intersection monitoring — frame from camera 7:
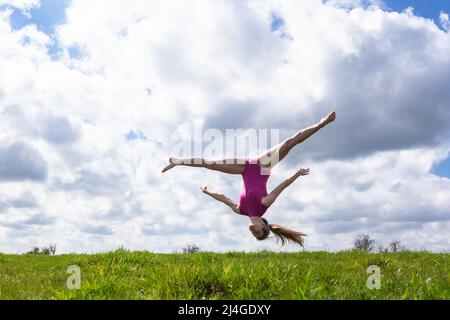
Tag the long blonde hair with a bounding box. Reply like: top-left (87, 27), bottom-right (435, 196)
top-left (258, 218), bottom-right (306, 247)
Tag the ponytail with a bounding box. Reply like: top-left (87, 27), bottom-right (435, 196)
top-left (259, 218), bottom-right (306, 247)
top-left (268, 224), bottom-right (306, 247)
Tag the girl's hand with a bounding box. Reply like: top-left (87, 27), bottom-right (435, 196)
top-left (297, 168), bottom-right (310, 176)
top-left (200, 186), bottom-right (209, 194)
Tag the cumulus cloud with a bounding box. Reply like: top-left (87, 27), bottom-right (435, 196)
top-left (81, 224), bottom-right (114, 236)
top-left (0, 142), bottom-right (48, 182)
top-left (0, 0), bottom-right (40, 12)
top-left (0, 0), bottom-right (449, 253)
top-left (22, 213), bottom-right (55, 225)
top-left (41, 116), bottom-right (79, 144)
top-left (9, 194), bottom-right (37, 208)
top-left (325, 0), bottom-right (386, 10)
top-left (440, 11), bottom-right (450, 32)
top-left (0, 192), bottom-right (37, 213)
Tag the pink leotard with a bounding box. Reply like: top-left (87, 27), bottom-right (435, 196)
top-left (239, 158), bottom-right (270, 217)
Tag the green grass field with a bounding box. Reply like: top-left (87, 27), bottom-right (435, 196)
top-left (0, 249), bottom-right (448, 300)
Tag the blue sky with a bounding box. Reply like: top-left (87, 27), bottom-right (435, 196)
top-left (6, 0), bottom-right (69, 34)
top-left (431, 152), bottom-right (450, 178)
top-left (383, 0), bottom-right (450, 22)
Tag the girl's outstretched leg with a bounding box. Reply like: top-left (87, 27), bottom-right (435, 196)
top-left (201, 186), bottom-right (242, 215)
top-left (162, 157), bottom-right (246, 175)
top-left (258, 111), bottom-right (336, 168)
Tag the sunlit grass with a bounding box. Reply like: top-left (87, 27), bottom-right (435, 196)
top-left (0, 249), bottom-right (448, 300)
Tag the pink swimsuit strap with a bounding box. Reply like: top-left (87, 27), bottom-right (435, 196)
top-left (239, 158), bottom-right (270, 217)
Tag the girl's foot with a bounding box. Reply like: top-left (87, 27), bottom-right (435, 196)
top-left (162, 157), bottom-right (178, 173)
top-left (320, 111), bottom-right (336, 127)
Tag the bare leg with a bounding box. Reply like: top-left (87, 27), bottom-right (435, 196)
top-left (201, 186), bottom-right (243, 215)
top-left (162, 157), bottom-right (246, 175)
top-left (261, 168), bottom-right (310, 208)
top-left (258, 111), bottom-right (336, 168)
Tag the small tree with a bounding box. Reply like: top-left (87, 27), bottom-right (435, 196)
top-left (354, 234), bottom-right (376, 252)
top-left (389, 240), bottom-right (401, 253)
top-left (182, 244), bottom-right (200, 254)
top-left (377, 243), bottom-right (389, 253)
top-left (41, 244), bottom-right (56, 255)
top-left (29, 247), bottom-right (41, 255)
top-left (26, 244), bottom-right (56, 255)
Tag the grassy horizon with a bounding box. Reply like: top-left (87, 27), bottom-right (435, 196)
top-left (0, 249), bottom-right (448, 300)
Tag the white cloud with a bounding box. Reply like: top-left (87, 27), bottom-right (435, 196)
top-left (440, 11), bottom-right (450, 32)
top-left (0, 0), bottom-right (449, 253)
top-left (0, 0), bottom-right (39, 19)
top-left (325, 0), bottom-right (386, 10)
top-left (0, 142), bottom-right (48, 182)
top-left (0, 0), bottom-right (39, 10)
